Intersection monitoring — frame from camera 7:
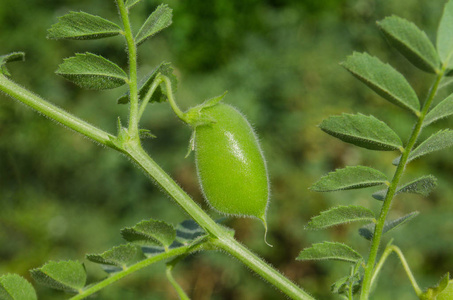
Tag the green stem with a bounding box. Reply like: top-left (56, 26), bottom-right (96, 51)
top-left (360, 70), bottom-right (445, 300)
top-left (124, 144), bottom-right (314, 300)
top-left (371, 243), bottom-right (422, 297)
top-left (160, 75), bottom-right (185, 121)
top-left (212, 235), bottom-right (313, 300)
top-left (137, 76), bottom-right (163, 120)
top-left (70, 245), bottom-right (195, 300)
top-left (117, 0), bottom-right (140, 140)
top-left (166, 257), bottom-right (191, 300)
top-left (0, 75), bottom-right (115, 147)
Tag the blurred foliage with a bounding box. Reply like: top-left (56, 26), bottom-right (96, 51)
top-left (1, 0), bottom-right (452, 299)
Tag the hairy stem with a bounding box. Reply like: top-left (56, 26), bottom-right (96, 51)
top-left (0, 75), bottom-right (115, 147)
top-left (160, 75), bottom-right (185, 121)
top-left (371, 243), bottom-right (422, 297)
top-left (70, 244), bottom-right (197, 300)
top-left (166, 258), bottom-right (190, 300)
top-left (124, 144), bottom-right (314, 300)
top-left (138, 76), bottom-right (163, 120)
top-left (360, 70), bottom-right (445, 299)
top-left (117, 0), bottom-right (140, 140)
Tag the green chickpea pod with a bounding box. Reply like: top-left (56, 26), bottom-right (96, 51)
top-left (167, 91), bottom-right (271, 243)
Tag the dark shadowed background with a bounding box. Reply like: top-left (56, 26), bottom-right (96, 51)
top-left (1, 0), bottom-right (452, 299)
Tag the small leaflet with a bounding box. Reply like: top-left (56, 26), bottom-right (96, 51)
top-left (310, 165), bottom-right (388, 192)
top-left (341, 52), bottom-right (420, 115)
top-left (121, 219), bottom-right (176, 249)
top-left (56, 53), bottom-right (127, 90)
top-left (47, 11), bottom-right (122, 40)
top-left (408, 129), bottom-right (453, 163)
top-left (0, 274), bottom-right (37, 300)
top-left (397, 175), bottom-right (437, 197)
top-left (437, 0), bottom-right (453, 69)
top-left (126, 0), bottom-right (142, 9)
top-left (306, 205), bottom-right (375, 230)
top-left (135, 4), bottom-right (172, 46)
top-left (319, 113), bottom-right (402, 151)
top-left (30, 260), bottom-right (86, 293)
top-left (297, 242), bottom-right (362, 263)
top-left (424, 94), bottom-right (453, 127)
top-left (86, 244), bottom-right (139, 269)
top-left (358, 211), bottom-right (419, 240)
top-left (377, 16), bottom-right (440, 73)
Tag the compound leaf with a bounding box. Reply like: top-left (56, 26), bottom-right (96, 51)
top-left (311, 166), bottom-right (388, 192)
top-left (117, 62), bottom-right (176, 104)
top-left (319, 113), bottom-right (402, 151)
top-left (397, 175), bottom-right (437, 197)
top-left (30, 260), bottom-right (86, 293)
top-left (359, 211), bottom-right (419, 240)
top-left (135, 4), bottom-right (172, 46)
top-left (377, 16), bottom-right (440, 73)
top-left (0, 274), bottom-right (37, 300)
top-left (86, 244), bottom-right (139, 269)
top-left (47, 11), bottom-right (122, 40)
top-left (56, 53), bottom-right (127, 90)
top-left (297, 242), bottom-right (362, 263)
top-left (306, 205), bottom-right (375, 230)
top-left (121, 219), bottom-right (176, 249)
top-left (341, 52), bottom-right (420, 115)
top-left (424, 94), bottom-right (453, 127)
top-left (0, 52), bottom-right (25, 77)
top-left (408, 129), bottom-right (453, 162)
top-left (437, 0), bottom-right (453, 69)
top-left (126, 0), bottom-right (142, 9)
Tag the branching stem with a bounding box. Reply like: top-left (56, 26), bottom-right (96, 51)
top-left (70, 244), bottom-right (198, 300)
top-left (117, 0), bottom-right (140, 141)
top-left (0, 75), bottom-right (115, 147)
top-left (371, 242), bottom-right (422, 297)
top-left (360, 70), bottom-right (445, 299)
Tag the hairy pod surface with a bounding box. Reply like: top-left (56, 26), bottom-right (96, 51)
top-left (194, 103), bottom-right (269, 222)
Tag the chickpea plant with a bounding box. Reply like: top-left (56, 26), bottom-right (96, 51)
top-left (1, 0), bottom-right (453, 299)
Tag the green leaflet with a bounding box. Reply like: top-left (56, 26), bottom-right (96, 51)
top-left (30, 260), bottom-right (86, 293)
top-left (47, 11), bottom-right (122, 40)
top-left (373, 175), bottom-right (437, 201)
top-left (358, 211), bottom-right (419, 240)
top-left (377, 16), bottom-right (440, 73)
top-left (306, 205), bottom-right (375, 230)
top-left (437, 0), bottom-right (453, 70)
top-left (319, 113), bottom-right (402, 151)
top-left (341, 52), bottom-right (420, 115)
top-left (86, 244), bottom-right (139, 269)
top-left (0, 274), bottom-right (37, 300)
top-left (424, 94), bottom-right (453, 127)
top-left (121, 219), bottom-right (176, 249)
top-left (0, 52), bottom-right (25, 77)
top-left (397, 175), bottom-right (437, 196)
top-left (408, 129), bottom-right (453, 162)
top-left (297, 242), bottom-right (362, 263)
top-left (372, 189), bottom-right (387, 201)
top-left (136, 4), bottom-right (172, 46)
top-left (310, 166), bottom-right (388, 192)
top-left (56, 53), bottom-right (127, 90)
top-left (125, 0), bottom-right (142, 9)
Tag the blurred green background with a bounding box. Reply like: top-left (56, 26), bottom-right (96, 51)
top-left (1, 0), bottom-right (452, 299)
